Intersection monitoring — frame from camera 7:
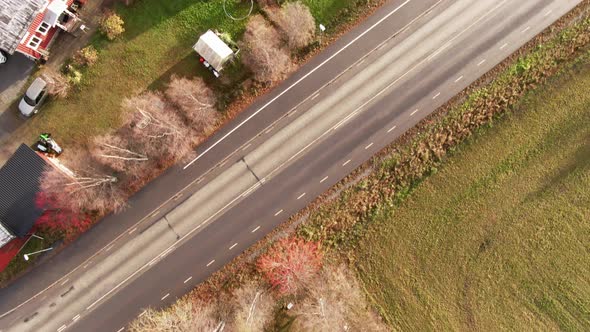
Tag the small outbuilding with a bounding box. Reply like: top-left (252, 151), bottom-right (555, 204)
top-left (193, 30), bottom-right (236, 77)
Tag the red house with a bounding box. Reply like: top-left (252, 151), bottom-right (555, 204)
top-left (0, 0), bottom-right (84, 61)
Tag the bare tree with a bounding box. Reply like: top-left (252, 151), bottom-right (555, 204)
top-left (231, 282), bottom-right (276, 332)
top-left (41, 69), bottom-right (71, 98)
top-left (39, 151), bottom-right (127, 215)
top-left (122, 91), bottom-right (192, 163)
top-left (268, 2), bottom-right (316, 50)
top-left (91, 133), bottom-right (148, 173)
top-left (165, 75), bottom-right (218, 134)
top-left (240, 15), bottom-right (293, 83)
top-left (291, 266), bottom-right (388, 332)
top-left (128, 300), bottom-right (219, 332)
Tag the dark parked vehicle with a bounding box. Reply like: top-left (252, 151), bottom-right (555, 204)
top-left (0, 50), bottom-right (6, 64)
top-left (19, 77), bottom-right (50, 117)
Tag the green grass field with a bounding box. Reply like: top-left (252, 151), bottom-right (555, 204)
top-left (354, 62), bottom-right (590, 330)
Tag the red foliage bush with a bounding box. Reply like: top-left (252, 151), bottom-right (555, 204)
top-left (257, 237), bottom-right (323, 295)
top-left (34, 192), bottom-right (93, 242)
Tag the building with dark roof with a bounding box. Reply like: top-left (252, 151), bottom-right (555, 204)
top-left (0, 144), bottom-right (48, 247)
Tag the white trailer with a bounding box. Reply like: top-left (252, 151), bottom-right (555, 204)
top-left (193, 30), bottom-right (235, 77)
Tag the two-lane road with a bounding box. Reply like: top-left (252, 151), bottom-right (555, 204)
top-left (0, 0), bottom-right (581, 331)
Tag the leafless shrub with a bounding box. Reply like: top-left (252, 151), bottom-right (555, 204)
top-left (41, 69), bottom-right (71, 98)
top-left (39, 151), bottom-right (127, 216)
top-left (72, 45), bottom-right (99, 67)
top-left (91, 133), bottom-right (150, 176)
top-left (122, 91), bottom-right (192, 164)
top-left (128, 301), bottom-right (219, 332)
top-left (291, 265), bottom-right (388, 332)
top-left (231, 282), bottom-right (276, 332)
top-left (240, 15), bottom-right (293, 83)
top-left (165, 75), bottom-right (218, 135)
top-left (255, 0), bottom-right (278, 8)
top-left (268, 1), bottom-right (316, 50)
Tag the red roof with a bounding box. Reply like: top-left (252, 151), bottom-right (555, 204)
top-left (16, 0), bottom-right (75, 60)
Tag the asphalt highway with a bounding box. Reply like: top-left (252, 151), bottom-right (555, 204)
top-left (0, 0), bottom-right (581, 331)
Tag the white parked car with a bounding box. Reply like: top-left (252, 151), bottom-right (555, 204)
top-left (19, 77), bottom-right (51, 117)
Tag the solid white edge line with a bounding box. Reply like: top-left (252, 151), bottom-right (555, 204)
top-left (182, 0), bottom-right (413, 170)
top-left (183, 276), bottom-right (192, 284)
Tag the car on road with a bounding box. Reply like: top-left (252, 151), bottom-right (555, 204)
top-left (0, 50), bottom-right (6, 64)
top-left (18, 77), bottom-right (50, 117)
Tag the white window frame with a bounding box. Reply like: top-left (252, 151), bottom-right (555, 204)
top-left (36, 21), bottom-right (51, 35)
top-left (27, 36), bottom-right (42, 50)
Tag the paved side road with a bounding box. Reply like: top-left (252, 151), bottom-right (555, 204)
top-left (0, 53), bottom-right (33, 144)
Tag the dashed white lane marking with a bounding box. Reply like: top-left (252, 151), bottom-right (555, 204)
top-left (184, 276), bottom-right (193, 284)
top-left (500, 43), bottom-right (508, 50)
top-left (477, 59), bottom-right (486, 66)
top-left (139, 310), bottom-right (147, 317)
top-left (454, 75), bottom-right (463, 83)
top-left (387, 125), bottom-right (397, 133)
top-left (410, 109), bottom-right (419, 116)
top-left (242, 143), bottom-right (252, 151)
top-left (432, 92), bottom-right (441, 99)
top-left (320, 176), bottom-right (329, 183)
top-left (365, 142), bottom-right (374, 150)
top-left (161, 293), bottom-right (169, 301)
top-left (342, 159), bottom-right (351, 166)
top-left (297, 193), bottom-right (306, 200)
top-left (72, 314), bottom-right (80, 322)
top-left (128, 227), bottom-right (137, 235)
top-left (105, 244), bottom-right (114, 252)
top-left (117, 328), bottom-right (125, 332)
top-left (521, 26), bottom-right (530, 33)
top-left (57, 325), bottom-right (66, 332)
top-left (251, 226), bottom-right (261, 233)
top-left (229, 243), bottom-right (238, 250)
top-left (206, 260), bottom-right (215, 267)
top-left (60, 279), bottom-right (69, 286)
top-left (544, 9), bottom-right (552, 17)
top-left (311, 93), bottom-right (320, 100)
top-left (274, 209), bottom-right (283, 216)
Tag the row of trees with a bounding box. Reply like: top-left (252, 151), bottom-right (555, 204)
top-left (129, 236), bottom-right (386, 331)
top-left (39, 75), bottom-right (219, 221)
